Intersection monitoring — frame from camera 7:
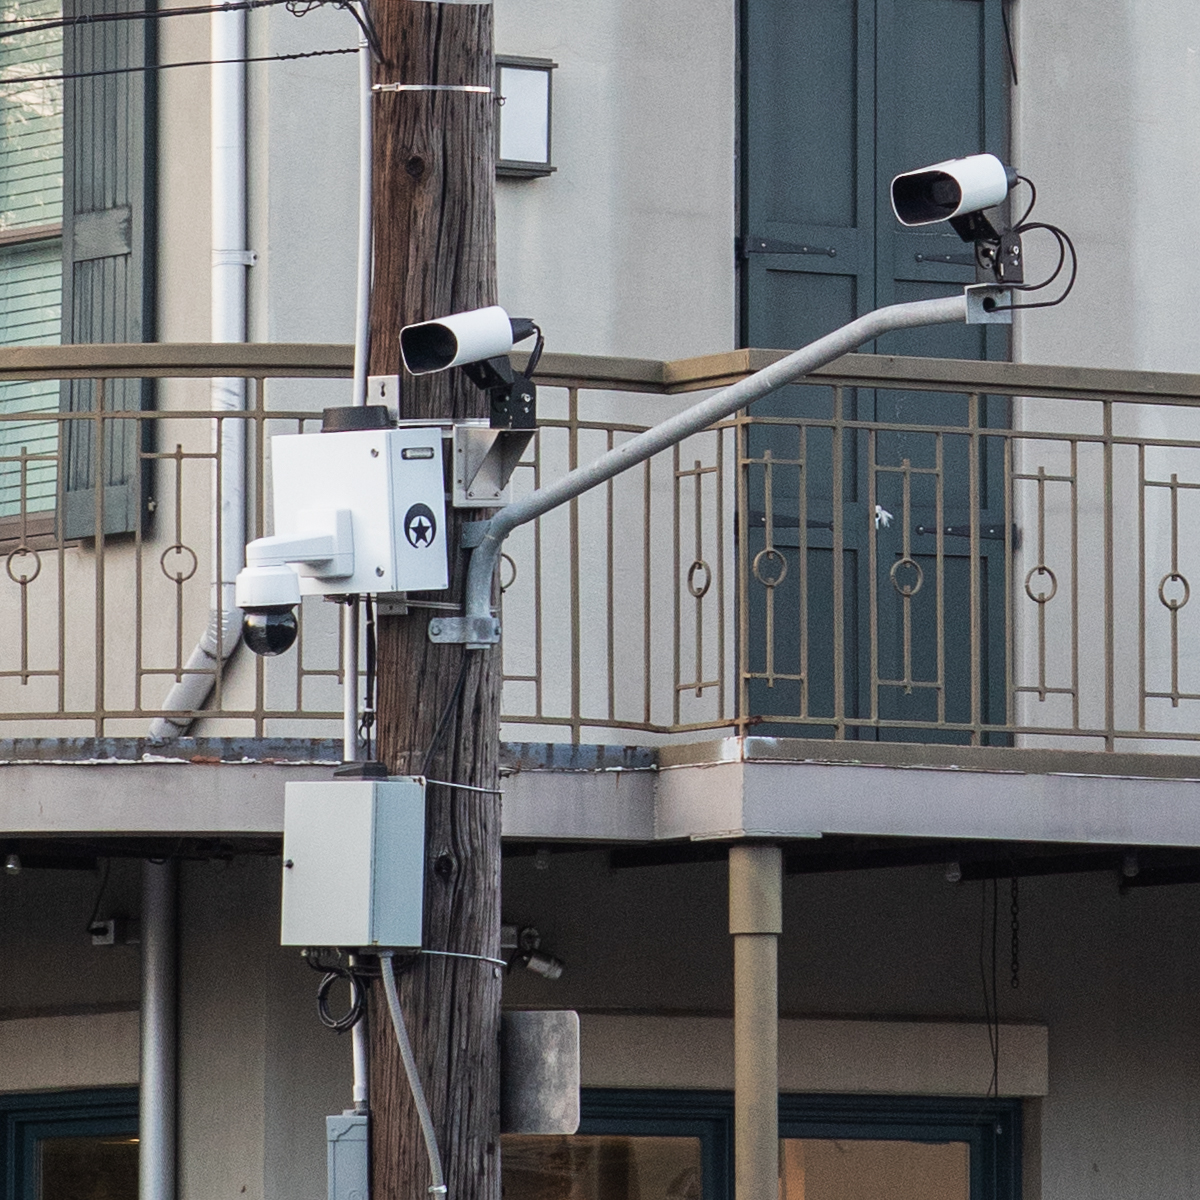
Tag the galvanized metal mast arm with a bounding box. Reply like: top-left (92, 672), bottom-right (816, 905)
top-left (433, 293), bottom-right (969, 647)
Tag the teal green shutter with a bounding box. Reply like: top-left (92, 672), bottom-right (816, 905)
top-left (740, 0), bottom-right (1009, 741)
top-left (60, 0), bottom-right (155, 538)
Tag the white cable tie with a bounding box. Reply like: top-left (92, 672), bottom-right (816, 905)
top-left (372, 82), bottom-right (492, 93)
top-left (422, 948), bottom-right (508, 968)
top-left (424, 777), bottom-right (503, 795)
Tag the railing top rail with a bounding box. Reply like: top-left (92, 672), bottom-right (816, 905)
top-left (6, 342), bottom-right (1200, 407)
top-left (0, 342), bottom-right (355, 381)
top-left (521, 349), bottom-right (1200, 405)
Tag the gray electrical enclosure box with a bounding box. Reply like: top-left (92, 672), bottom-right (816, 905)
top-left (281, 778), bottom-right (425, 949)
top-left (327, 1113), bottom-right (368, 1200)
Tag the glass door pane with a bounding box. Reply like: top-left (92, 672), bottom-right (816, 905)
top-left (503, 1135), bottom-right (702, 1200)
top-left (780, 1138), bottom-right (969, 1200)
top-left (39, 1135), bottom-right (138, 1200)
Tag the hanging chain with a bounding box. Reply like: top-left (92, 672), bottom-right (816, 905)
top-left (1010, 874), bottom-right (1020, 989)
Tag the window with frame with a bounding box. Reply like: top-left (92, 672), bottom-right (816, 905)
top-left (501, 1090), bottom-right (1021, 1200)
top-left (0, 1087), bottom-right (138, 1200)
top-left (0, 0), bottom-right (63, 522)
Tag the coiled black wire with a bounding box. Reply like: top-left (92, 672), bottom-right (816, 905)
top-left (316, 966), bottom-right (369, 1032)
top-left (304, 949), bottom-right (375, 1032)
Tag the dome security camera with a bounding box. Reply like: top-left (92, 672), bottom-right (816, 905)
top-left (242, 609), bottom-right (299, 657)
top-left (891, 153), bottom-right (1017, 228)
top-left (236, 562), bottom-right (302, 657)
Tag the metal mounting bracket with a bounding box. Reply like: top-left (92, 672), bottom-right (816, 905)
top-left (428, 614), bottom-right (501, 648)
top-left (452, 422), bottom-right (536, 508)
top-left (965, 285), bottom-right (1013, 325)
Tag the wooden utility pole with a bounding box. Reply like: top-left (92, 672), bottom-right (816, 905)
top-left (365, 5), bottom-right (501, 1200)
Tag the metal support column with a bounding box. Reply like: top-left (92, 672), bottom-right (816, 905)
top-left (729, 843), bottom-right (781, 1200)
top-left (141, 859), bottom-right (178, 1200)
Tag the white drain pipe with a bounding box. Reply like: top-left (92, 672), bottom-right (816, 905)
top-left (149, 8), bottom-right (249, 740)
top-left (140, 860), bottom-right (178, 1200)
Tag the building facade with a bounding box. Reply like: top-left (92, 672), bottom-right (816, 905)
top-left (5, 1), bottom-right (1200, 1200)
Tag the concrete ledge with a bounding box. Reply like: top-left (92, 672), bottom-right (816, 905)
top-left (579, 1015), bottom-right (1048, 1097)
top-left (4, 737), bottom-right (1200, 847)
top-left (0, 761), bottom-right (334, 835)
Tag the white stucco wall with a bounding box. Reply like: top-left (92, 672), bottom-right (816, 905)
top-left (493, 0), bottom-right (736, 359)
top-left (1013, 0), bottom-right (1200, 374)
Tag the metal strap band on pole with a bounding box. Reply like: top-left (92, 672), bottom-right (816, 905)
top-left (372, 83), bottom-right (492, 93)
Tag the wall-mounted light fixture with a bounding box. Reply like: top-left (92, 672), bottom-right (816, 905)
top-left (496, 56), bottom-right (557, 179)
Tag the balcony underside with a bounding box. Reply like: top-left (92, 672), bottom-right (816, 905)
top-left (5, 738), bottom-right (1200, 862)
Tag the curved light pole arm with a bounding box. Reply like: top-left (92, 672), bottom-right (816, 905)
top-left (432, 292), bottom-right (969, 647)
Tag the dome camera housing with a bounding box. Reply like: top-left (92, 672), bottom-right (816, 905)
top-left (242, 607), bottom-right (299, 657)
top-left (236, 562), bottom-right (302, 657)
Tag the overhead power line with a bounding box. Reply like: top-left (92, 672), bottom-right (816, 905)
top-left (0, 0), bottom-right (292, 41)
top-left (0, 0), bottom-right (381, 58)
top-left (0, 45), bottom-right (357, 86)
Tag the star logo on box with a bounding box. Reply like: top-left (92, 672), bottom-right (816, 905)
top-left (404, 503), bottom-right (437, 549)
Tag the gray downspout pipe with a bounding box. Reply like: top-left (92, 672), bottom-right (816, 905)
top-left (140, 859), bottom-right (178, 1200)
top-left (148, 5), bottom-right (249, 741)
top-left (457, 294), bottom-right (969, 634)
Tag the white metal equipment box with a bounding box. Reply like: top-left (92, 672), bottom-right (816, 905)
top-left (281, 779), bottom-right (425, 949)
top-left (269, 426), bottom-right (448, 596)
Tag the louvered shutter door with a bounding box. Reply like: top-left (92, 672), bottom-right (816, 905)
top-left (60, 0), bottom-right (155, 538)
top-left (0, 0), bottom-right (63, 518)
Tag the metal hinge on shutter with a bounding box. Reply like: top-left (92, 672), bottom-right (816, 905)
top-left (738, 236), bottom-right (837, 259)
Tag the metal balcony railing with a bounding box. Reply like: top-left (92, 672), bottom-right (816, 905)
top-left (4, 342), bottom-right (1200, 752)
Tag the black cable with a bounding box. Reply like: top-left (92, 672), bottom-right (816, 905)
top-left (1000, 0), bottom-right (1018, 87)
top-left (0, 0), bottom-right (295, 41)
top-left (0, 0), bottom-right (378, 57)
top-left (334, 0), bottom-right (381, 61)
top-left (1012, 174), bottom-right (1036, 226)
top-left (525, 323), bottom-right (545, 378)
top-left (978, 878), bottom-right (1000, 1098)
top-left (1012, 224), bottom-right (1066, 293)
top-left (316, 965), bottom-right (369, 1032)
top-left (358, 594), bottom-right (377, 759)
top-left (988, 222), bottom-right (1077, 312)
top-left (84, 857), bottom-right (111, 933)
top-left (1, 45), bottom-right (355, 85)
top-left (420, 653), bottom-right (471, 777)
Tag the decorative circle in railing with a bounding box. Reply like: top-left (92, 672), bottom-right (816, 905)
top-left (752, 547), bottom-right (788, 588)
top-left (889, 556), bottom-right (924, 597)
top-left (1024, 565), bottom-right (1058, 604)
top-left (160, 544), bottom-right (199, 584)
top-left (687, 559), bottom-right (712, 599)
top-left (499, 552), bottom-right (518, 593)
top-left (1158, 571), bottom-right (1191, 611)
top-left (5, 547), bottom-right (41, 586)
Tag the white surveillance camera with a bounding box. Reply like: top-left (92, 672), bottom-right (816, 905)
top-left (400, 305), bottom-right (535, 375)
top-left (235, 511), bottom-right (354, 658)
top-left (891, 153), bottom-right (1017, 227)
top-left (235, 564), bottom-right (301, 657)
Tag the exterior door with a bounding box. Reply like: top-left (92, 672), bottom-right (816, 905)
top-left (740, 0), bottom-right (1011, 741)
